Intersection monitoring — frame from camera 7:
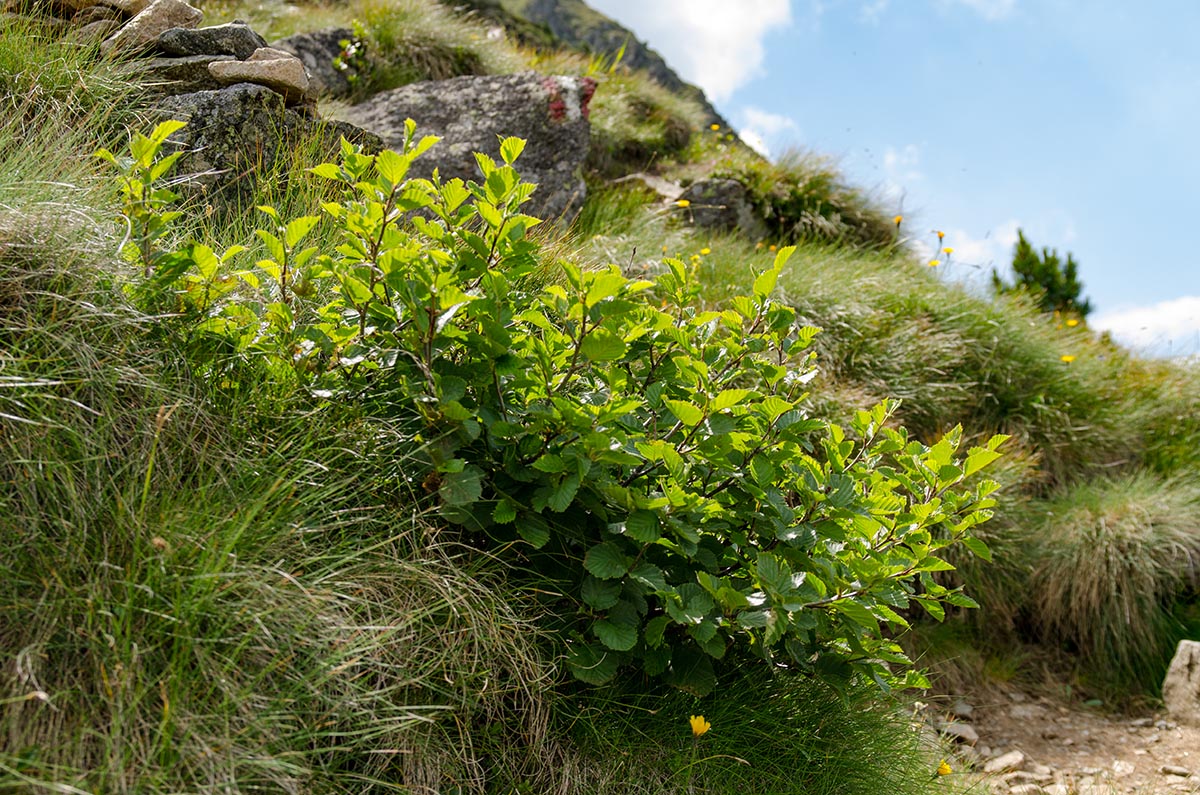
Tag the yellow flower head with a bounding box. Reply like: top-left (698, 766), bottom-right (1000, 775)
top-left (675, 199), bottom-right (691, 208)
top-left (710, 123), bottom-right (721, 131)
top-left (928, 259), bottom-right (941, 267)
top-left (1066, 318), bottom-right (1079, 327)
top-left (1061, 354), bottom-right (1076, 363)
top-left (755, 241), bottom-right (764, 249)
top-left (689, 715), bottom-right (711, 737)
top-left (937, 760), bottom-right (952, 777)
top-left (700, 247), bottom-right (711, 255)
top-left (936, 230), bottom-right (945, 240)
top-left (769, 244), bottom-right (777, 252)
top-left (893, 214), bottom-right (903, 226)
top-left (942, 247), bottom-right (954, 255)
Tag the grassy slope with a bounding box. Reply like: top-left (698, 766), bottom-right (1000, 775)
top-left (3, 1), bottom-right (1200, 793)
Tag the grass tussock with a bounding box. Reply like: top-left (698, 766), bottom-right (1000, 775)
top-left (1025, 472), bottom-right (1200, 692)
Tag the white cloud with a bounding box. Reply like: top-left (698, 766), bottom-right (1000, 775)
top-left (859, 0), bottom-right (890, 24)
top-left (735, 106), bottom-right (800, 157)
top-left (880, 143), bottom-right (924, 203)
top-left (586, 0), bottom-right (792, 102)
top-left (1093, 296), bottom-right (1200, 358)
top-left (943, 0), bottom-right (1016, 21)
top-left (911, 220), bottom-right (1020, 290)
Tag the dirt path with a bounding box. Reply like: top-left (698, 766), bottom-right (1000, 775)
top-left (934, 689), bottom-right (1200, 794)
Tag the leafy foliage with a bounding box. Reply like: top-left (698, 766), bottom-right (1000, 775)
top-left (99, 120), bottom-right (1005, 697)
top-left (992, 228), bottom-right (1092, 317)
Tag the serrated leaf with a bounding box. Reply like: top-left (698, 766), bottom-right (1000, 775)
top-left (582, 576), bottom-right (622, 610)
top-left (594, 619), bottom-right (638, 651)
top-left (492, 500), bottom-right (517, 524)
top-left (663, 398), bottom-right (704, 427)
top-left (580, 329), bottom-right (627, 361)
top-left (628, 562), bottom-right (668, 592)
top-left (960, 535), bottom-right (993, 562)
top-left (566, 641), bottom-right (619, 685)
top-left (624, 510), bottom-right (660, 542)
top-left (834, 599), bottom-right (879, 630)
top-left (584, 542), bottom-right (629, 579)
top-left (711, 388), bottom-right (752, 412)
top-left (439, 465), bottom-right (484, 507)
top-left (517, 514), bottom-right (551, 548)
top-left (499, 136), bottom-right (526, 165)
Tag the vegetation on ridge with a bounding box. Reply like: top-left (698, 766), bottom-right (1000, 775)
top-left (3, 1), bottom-right (1200, 793)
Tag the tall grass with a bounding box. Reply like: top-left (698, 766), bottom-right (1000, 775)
top-left (1025, 472), bottom-right (1200, 693)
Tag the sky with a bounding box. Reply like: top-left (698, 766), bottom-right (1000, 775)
top-left (586, 0), bottom-right (1200, 357)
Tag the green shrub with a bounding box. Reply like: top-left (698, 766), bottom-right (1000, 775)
top-left (102, 120), bottom-right (1005, 700)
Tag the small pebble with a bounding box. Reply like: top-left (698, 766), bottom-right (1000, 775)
top-left (1161, 765), bottom-right (1191, 777)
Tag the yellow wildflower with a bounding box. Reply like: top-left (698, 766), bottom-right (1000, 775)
top-left (675, 199), bottom-right (691, 208)
top-left (769, 244), bottom-right (777, 252)
top-left (942, 247), bottom-right (954, 255)
top-left (1061, 354), bottom-right (1076, 363)
top-left (710, 123), bottom-right (720, 131)
top-left (700, 247), bottom-right (711, 255)
top-left (689, 715), bottom-right (711, 737)
top-left (1066, 318), bottom-right (1079, 327)
top-left (893, 214), bottom-right (903, 226)
top-left (937, 760), bottom-right (952, 777)
top-left (755, 241), bottom-right (764, 250)
top-left (936, 230), bottom-right (945, 240)
top-left (928, 259), bottom-right (941, 267)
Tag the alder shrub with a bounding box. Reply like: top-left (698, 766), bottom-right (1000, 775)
top-left (103, 121), bottom-right (1006, 696)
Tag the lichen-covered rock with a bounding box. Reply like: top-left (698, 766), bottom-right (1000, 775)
top-left (677, 178), bottom-right (767, 240)
top-left (208, 46), bottom-right (309, 104)
top-left (154, 20), bottom-right (266, 60)
top-left (1163, 640), bottom-right (1200, 726)
top-left (273, 27), bottom-right (358, 99)
top-left (100, 0), bottom-right (201, 55)
top-left (156, 82), bottom-right (380, 202)
top-left (340, 72), bottom-right (594, 220)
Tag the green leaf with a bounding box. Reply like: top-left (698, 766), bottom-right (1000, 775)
top-left (517, 514), bottom-right (551, 548)
top-left (582, 576), bottom-right (622, 610)
top-left (584, 542), bottom-right (629, 580)
top-left (375, 148), bottom-right (409, 184)
top-left (711, 388), bottom-right (752, 412)
top-left (439, 465), bottom-right (484, 507)
top-left (663, 398), bottom-right (704, 427)
top-left (566, 641), bottom-right (619, 685)
top-left (284, 215), bottom-right (321, 248)
top-left (492, 500), bottom-right (517, 524)
top-left (960, 536), bottom-right (993, 562)
top-left (834, 600), bottom-right (879, 630)
top-left (624, 510), bottom-right (661, 542)
top-left (594, 618), bottom-right (638, 651)
top-left (499, 136), bottom-right (526, 165)
top-left (580, 329), bottom-right (627, 361)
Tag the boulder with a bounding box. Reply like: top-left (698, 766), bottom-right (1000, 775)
top-left (676, 178), bottom-right (767, 240)
top-left (101, 0), bottom-right (201, 55)
top-left (1162, 640), bottom-right (1200, 726)
top-left (208, 46), bottom-right (309, 104)
top-left (983, 749), bottom-right (1026, 774)
top-left (273, 27), bottom-right (358, 99)
top-left (96, 0), bottom-right (149, 16)
top-left (126, 54), bottom-right (234, 96)
top-left (154, 20), bottom-right (266, 59)
top-left (68, 17), bottom-right (120, 42)
top-left (72, 3), bottom-right (121, 24)
top-left (340, 72), bottom-right (594, 220)
top-left (155, 83), bottom-right (381, 202)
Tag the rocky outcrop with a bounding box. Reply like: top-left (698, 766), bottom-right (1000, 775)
top-left (157, 83), bottom-right (380, 201)
top-left (677, 178), bottom-right (767, 240)
top-left (1163, 640), bottom-right (1200, 726)
top-left (153, 19), bottom-right (267, 59)
top-left (273, 27), bottom-right (359, 99)
top-left (340, 72), bottom-right (595, 219)
top-left (494, 0), bottom-right (728, 130)
top-left (100, 0), bottom-right (202, 54)
top-left (208, 46), bottom-right (310, 103)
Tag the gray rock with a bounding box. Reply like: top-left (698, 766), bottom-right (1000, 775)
top-left (1008, 785), bottom-right (1045, 795)
top-left (1161, 765), bottom-right (1192, 777)
top-left (676, 178), bottom-right (767, 240)
top-left (155, 83), bottom-right (381, 203)
top-left (1044, 785), bottom-right (1070, 795)
top-left (208, 46), bottom-right (309, 104)
top-left (96, 0), bottom-right (149, 16)
top-left (952, 699), bottom-right (975, 719)
top-left (984, 750), bottom-right (1026, 774)
top-left (340, 72), bottom-right (593, 220)
top-left (67, 17), bottom-right (120, 42)
top-left (1111, 759), bottom-right (1135, 778)
top-left (940, 721), bottom-right (980, 746)
top-left (101, 0), bottom-right (201, 55)
top-left (72, 3), bottom-right (121, 24)
top-left (154, 20), bottom-right (266, 60)
top-left (273, 27), bottom-right (357, 99)
top-left (125, 54), bottom-right (233, 96)
top-left (1163, 640), bottom-right (1200, 726)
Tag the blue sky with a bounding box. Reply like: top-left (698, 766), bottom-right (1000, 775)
top-left (586, 0), bottom-right (1200, 356)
